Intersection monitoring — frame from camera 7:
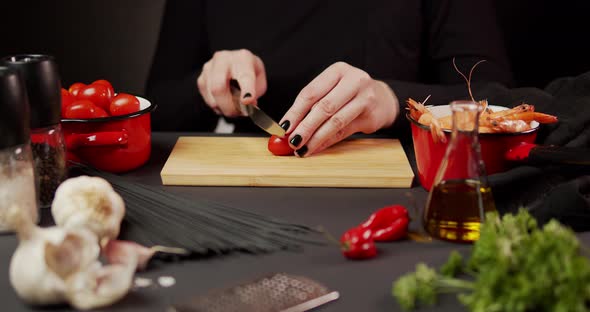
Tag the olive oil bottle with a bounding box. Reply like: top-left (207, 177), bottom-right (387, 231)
top-left (423, 101), bottom-right (496, 243)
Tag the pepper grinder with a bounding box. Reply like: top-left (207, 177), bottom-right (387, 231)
top-left (2, 55), bottom-right (67, 208)
top-left (0, 66), bottom-right (38, 232)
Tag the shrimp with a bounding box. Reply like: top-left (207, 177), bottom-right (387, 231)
top-left (408, 97), bottom-right (558, 137)
top-left (485, 107), bottom-right (558, 133)
top-left (406, 59), bottom-right (558, 139)
top-left (406, 98), bottom-right (446, 143)
top-left (485, 104), bottom-right (534, 119)
top-left (498, 111), bottom-right (558, 124)
top-left (436, 99), bottom-right (490, 130)
top-left (490, 120), bottom-right (532, 133)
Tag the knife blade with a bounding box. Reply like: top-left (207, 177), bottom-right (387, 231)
top-left (230, 79), bottom-right (286, 137)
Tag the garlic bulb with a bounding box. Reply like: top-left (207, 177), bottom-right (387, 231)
top-left (7, 204), bottom-right (136, 310)
top-left (8, 204), bottom-right (99, 306)
top-left (51, 175), bottom-right (125, 241)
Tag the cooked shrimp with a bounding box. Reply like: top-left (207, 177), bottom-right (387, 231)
top-left (406, 59), bottom-right (558, 140)
top-left (485, 104), bottom-right (534, 120)
top-left (406, 98), bottom-right (446, 143)
top-left (491, 120), bottom-right (531, 133)
top-left (498, 111), bottom-right (558, 124)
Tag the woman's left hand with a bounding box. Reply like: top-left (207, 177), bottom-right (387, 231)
top-left (279, 62), bottom-right (400, 157)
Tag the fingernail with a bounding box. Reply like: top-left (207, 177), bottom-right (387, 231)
top-left (280, 120), bottom-right (290, 131)
top-left (243, 93), bottom-right (252, 99)
top-left (296, 145), bottom-right (308, 157)
top-left (290, 134), bottom-right (302, 147)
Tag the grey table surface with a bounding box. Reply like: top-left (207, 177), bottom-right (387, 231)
top-left (1, 132), bottom-right (588, 312)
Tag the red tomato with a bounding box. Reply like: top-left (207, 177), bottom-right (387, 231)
top-left (77, 84), bottom-right (113, 111)
top-left (68, 82), bottom-right (86, 97)
top-left (92, 79), bottom-right (113, 89)
top-left (60, 88), bottom-right (75, 114)
top-left (109, 93), bottom-right (140, 116)
top-left (268, 135), bottom-right (294, 156)
top-left (91, 79), bottom-right (115, 98)
top-left (63, 100), bottom-right (109, 119)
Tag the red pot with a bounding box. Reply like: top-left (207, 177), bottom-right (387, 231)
top-left (408, 104), bottom-right (538, 191)
top-left (61, 96), bottom-right (155, 173)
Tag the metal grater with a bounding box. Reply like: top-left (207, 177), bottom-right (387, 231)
top-left (168, 273), bottom-right (340, 312)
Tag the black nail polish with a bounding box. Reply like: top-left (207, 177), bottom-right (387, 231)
top-left (290, 134), bottom-right (302, 147)
top-left (243, 93), bottom-right (252, 99)
top-left (280, 120), bottom-right (290, 131)
top-left (296, 145), bottom-right (308, 157)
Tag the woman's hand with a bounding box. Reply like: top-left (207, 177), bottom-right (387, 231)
top-left (280, 62), bottom-right (400, 157)
top-left (197, 49), bottom-right (267, 116)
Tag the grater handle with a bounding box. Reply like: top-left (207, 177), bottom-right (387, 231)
top-left (280, 291), bottom-right (340, 312)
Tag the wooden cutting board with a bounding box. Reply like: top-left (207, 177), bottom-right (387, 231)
top-left (160, 136), bottom-right (414, 188)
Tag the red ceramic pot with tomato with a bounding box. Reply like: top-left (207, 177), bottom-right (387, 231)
top-left (61, 96), bottom-right (155, 173)
top-left (408, 104), bottom-right (539, 191)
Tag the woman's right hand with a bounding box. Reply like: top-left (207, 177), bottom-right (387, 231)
top-left (197, 49), bottom-right (267, 117)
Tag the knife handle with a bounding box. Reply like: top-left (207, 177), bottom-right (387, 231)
top-left (528, 145), bottom-right (590, 166)
top-left (229, 79), bottom-right (248, 116)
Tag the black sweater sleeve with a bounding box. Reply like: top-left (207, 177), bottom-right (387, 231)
top-left (383, 0), bottom-right (514, 136)
top-left (145, 0), bottom-right (218, 132)
top-left (146, 0), bottom-right (513, 135)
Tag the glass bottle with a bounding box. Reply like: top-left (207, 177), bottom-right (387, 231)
top-left (0, 66), bottom-right (38, 233)
top-left (423, 100), bottom-right (496, 243)
top-left (2, 55), bottom-right (67, 208)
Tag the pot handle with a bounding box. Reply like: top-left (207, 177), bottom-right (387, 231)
top-left (66, 130), bottom-right (129, 150)
top-left (505, 142), bottom-right (590, 165)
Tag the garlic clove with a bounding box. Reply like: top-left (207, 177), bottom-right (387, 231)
top-left (51, 176), bottom-right (125, 241)
top-left (102, 239), bottom-right (155, 271)
top-left (65, 259), bottom-right (137, 311)
top-left (9, 229), bottom-right (67, 305)
top-left (102, 239), bottom-right (189, 271)
top-left (44, 230), bottom-right (100, 280)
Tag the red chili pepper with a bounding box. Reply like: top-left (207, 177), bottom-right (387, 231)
top-left (360, 204), bottom-right (409, 242)
top-left (372, 216), bottom-right (409, 241)
top-left (340, 226), bottom-right (377, 260)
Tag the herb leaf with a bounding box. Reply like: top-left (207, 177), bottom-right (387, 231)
top-left (392, 209), bottom-right (590, 312)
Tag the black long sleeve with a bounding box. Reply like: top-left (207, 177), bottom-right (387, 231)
top-left (146, 0), bottom-right (218, 131)
top-left (146, 0), bottom-right (513, 134)
top-left (376, 0), bottom-right (513, 136)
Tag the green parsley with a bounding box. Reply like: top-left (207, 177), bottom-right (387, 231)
top-left (392, 209), bottom-right (590, 312)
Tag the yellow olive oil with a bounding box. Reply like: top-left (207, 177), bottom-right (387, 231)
top-left (424, 179), bottom-right (496, 243)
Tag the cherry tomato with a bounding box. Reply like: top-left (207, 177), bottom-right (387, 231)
top-left (92, 79), bottom-right (115, 99)
top-left (268, 135), bottom-right (294, 156)
top-left (109, 93), bottom-right (140, 116)
top-left (63, 99), bottom-right (108, 119)
top-left (60, 88), bottom-right (75, 114)
top-left (68, 82), bottom-right (86, 97)
top-left (92, 79), bottom-right (113, 90)
top-left (77, 84), bottom-right (113, 111)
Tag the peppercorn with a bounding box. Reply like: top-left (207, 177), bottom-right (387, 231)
top-left (31, 142), bottom-right (66, 207)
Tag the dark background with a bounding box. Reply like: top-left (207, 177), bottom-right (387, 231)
top-left (1, 1), bottom-right (589, 96)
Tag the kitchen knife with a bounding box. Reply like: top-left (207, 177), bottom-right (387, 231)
top-left (230, 79), bottom-right (286, 137)
top-left (505, 142), bottom-right (590, 166)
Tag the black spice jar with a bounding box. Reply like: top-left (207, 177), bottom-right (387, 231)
top-left (0, 66), bottom-right (38, 232)
top-left (2, 55), bottom-right (66, 208)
